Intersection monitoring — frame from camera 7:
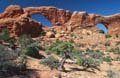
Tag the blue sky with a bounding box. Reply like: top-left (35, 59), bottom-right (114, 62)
top-left (0, 0), bottom-right (120, 32)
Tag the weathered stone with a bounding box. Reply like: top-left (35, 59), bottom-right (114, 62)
top-left (46, 31), bottom-right (55, 38)
top-left (55, 33), bottom-right (63, 38)
top-left (0, 5), bottom-right (24, 18)
top-left (0, 5), bottom-right (42, 37)
top-left (0, 5), bottom-right (120, 37)
top-left (24, 6), bottom-right (72, 26)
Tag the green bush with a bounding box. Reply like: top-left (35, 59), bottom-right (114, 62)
top-left (39, 30), bottom-right (46, 36)
top-left (23, 43), bottom-right (40, 58)
top-left (69, 39), bottom-right (74, 43)
top-left (45, 39), bottom-right (77, 56)
top-left (102, 56), bottom-right (112, 62)
top-left (109, 47), bottom-right (120, 54)
top-left (17, 35), bottom-right (35, 48)
top-left (85, 50), bottom-right (104, 60)
top-left (40, 56), bottom-right (60, 70)
top-left (85, 48), bottom-right (94, 53)
top-left (75, 50), bottom-right (101, 70)
top-left (104, 41), bottom-right (111, 46)
top-left (115, 56), bottom-right (120, 61)
top-left (0, 44), bottom-right (27, 72)
top-left (0, 29), bottom-right (30, 74)
top-left (0, 32), bottom-right (41, 73)
top-left (0, 28), bottom-right (17, 52)
top-left (0, 28), bottom-right (10, 42)
top-left (17, 35), bottom-right (40, 58)
top-left (76, 56), bottom-right (100, 70)
top-left (75, 43), bottom-right (86, 47)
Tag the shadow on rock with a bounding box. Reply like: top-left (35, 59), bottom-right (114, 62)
top-left (0, 69), bottom-right (41, 78)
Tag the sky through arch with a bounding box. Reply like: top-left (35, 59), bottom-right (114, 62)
top-left (31, 14), bottom-right (53, 27)
top-left (96, 24), bottom-right (108, 33)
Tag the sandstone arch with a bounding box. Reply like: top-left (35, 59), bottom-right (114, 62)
top-left (23, 6), bottom-right (72, 26)
top-left (1, 5), bottom-right (120, 37)
top-left (94, 14), bottom-right (120, 34)
top-left (31, 14), bottom-right (53, 27)
top-left (96, 23), bottom-right (108, 33)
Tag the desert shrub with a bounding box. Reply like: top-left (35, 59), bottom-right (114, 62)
top-left (45, 39), bottom-right (80, 71)
top-left (109, 47), bottom-right (120, 54)
top-left (75, 50), bottom-right (101, 70)
top-left (76, 56), bottom-right (100, 70)
top-left (20, 42), bottom-right (40, 58)
top-left (115, 56), bottom-right (120, 61)
top-left (17, 35), bottom-right (35, 48)
top-left (115, 41), bottom-right (120, 46)
top-left (69, 39), bottom-right (74, 43)
top-left (0, 44), bottom-right (27, 73)
top-left (17, 35), bottom-right (40, 58)
top-left (75, 43), bottom-right (86, 47)
top-left (115, 33), bottom-right (119, 38)
top-left (0, 28), bottom-right (10, 42)
top-left (107, 70), bottom-right (116, 78)
top-left (70, 32), bottom-right (75, 37)
top-left (102, 56), bottom-right (112, 62)
top-left (85, 50), bottom-right (104, 60)
top-left (0, 45), bottom-right (14, 66)
top-left (0, 28), bottom-right (17, 50)
top-left (40, 56), bottom-right (60, 70)
top-left (104, 41), bottom-right (111, 46)
top-left (39, 30), bottom-right (46, 36)
top-left (91, 44), bottom-right (98, 49)
top-left (85, 48), bottom-right (95, 52)
top-left (0, 32), bottom-right (41, 72)
top-left (105, 34), bottom-right (112, 38)
top-left (0, 28), bottom-right (26, 72)
top-left (45, 39), bottom-right (77, 56)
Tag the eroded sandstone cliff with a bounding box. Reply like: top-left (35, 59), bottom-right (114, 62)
top-left (0, 5), bottom-right (120, 37)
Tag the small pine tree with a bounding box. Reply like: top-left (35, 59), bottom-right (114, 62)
top-left (17, 34), bottom-right (41, 58)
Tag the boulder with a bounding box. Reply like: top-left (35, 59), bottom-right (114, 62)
top-left (46, 31), bottom-right (55, 38)
top-left (55, 33), bottom-right (63, 38)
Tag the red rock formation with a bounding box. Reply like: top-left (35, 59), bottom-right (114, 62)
top-left (95, 14), bottom-right (120, 34)
top-left (0, 5), bottom-right (24, 18)
top-left (0, 5), bottom-right (42, 37)
top-left (0, 5), bottom-right (120, 37)
top-left (23, 6), bottom-right (120, 35)
top-left (24, 6), bottom-right (72, 26)
top-left (66, 12), bottom-right (120, 34)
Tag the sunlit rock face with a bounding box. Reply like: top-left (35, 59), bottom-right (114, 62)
top-left (0, 5), bottom-right (24, 18)
top-left (0, 5), bottom-right (120, 37)
top-left (24, 6), bottom-right (72, 26)
top-left (66, 12), bottom-right (120, 35)
top-left (0, 5), bottom-right (42, 37)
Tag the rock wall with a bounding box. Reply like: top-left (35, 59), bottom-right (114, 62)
top-left (0, 5), bottom-right (42, 37)
top-left (0, 5), bottom-right (120, 37)
top-left (24, 6), bottom-right (72, 26)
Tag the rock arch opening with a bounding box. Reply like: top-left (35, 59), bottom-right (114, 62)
top-left (31, 14), bottom-right (53, 27)
top-left (96, 23), bottom-right (108, 33)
